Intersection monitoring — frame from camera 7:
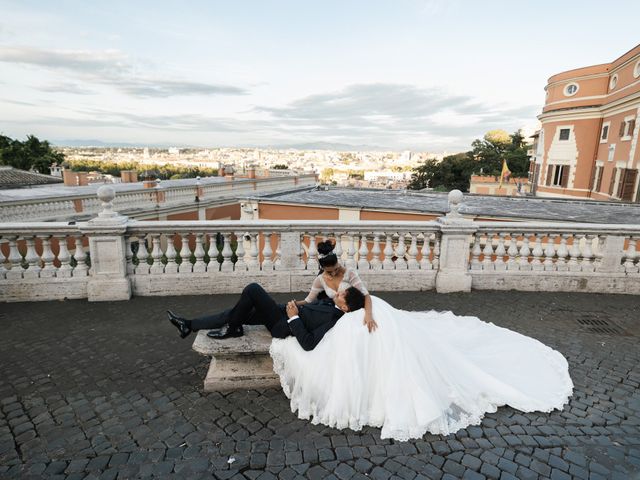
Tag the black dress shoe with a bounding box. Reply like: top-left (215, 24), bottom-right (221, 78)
top-left (207, 325), bottom-right (244, 339)
top-left (167, 310), bottom-right (191, 339)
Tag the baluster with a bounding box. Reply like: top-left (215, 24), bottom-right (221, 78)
top-left (333, 232), bottom-right (343, 261)
top-left (432, 233), bottom-right (440, 270)
top-left (179, 233), bottom-right (194, 273)
top-left (274, 234), bottom-right (282, 270)
top-left (470, 234), bottom-right (482, 271)
top-left (247, 233), bottom-right (260, 272)
top-left (305, 234), bottom-right (318, 271)
top-left (220, 232), bottom-right (233, 272)
top-left (542, 234), bottom-right (557, 271)
top-left (623, 236), bottom-right (638, 273)
top-left (482, 232), bottom-right (495, 270)
top-left (567, 234), bottom-right (582, 272)
top-left (382, 233), bottom-right (394, 270)
top-left (407, 233), bottom-right (419, 270)
top-left (556, 234), bottom-right (570, 272)
top-left (40, 235), bottom-right (57, 277)
top-left (530, 233), bottom-right (544, 271)
top-left (394, 233), bottom-right (408, 270)
top-left (506, 233), bottom-right (518, 270)
top-left (206, 233), bottom-right (220, 272)
top-left (345, 234), bottom-right (356, 269)
top-left (370, 233), bottom-right (382, 270)
top-left (150, 234), bottom-right (164, 274)
top-left (125, 237), bottom-right (135, 275)
top-left (234, 232), bottom-right (247, 272)
top-left (134, 236), bottom-right (150, 275)
top-left (594, 235), bottom-right (605, 271)
top-left (262, 232), bottom-right (274, 271)
top-left (0, 238), bottom-right (7, 279)
top-left (494, 233), bottom-right (507, 271)
top-left (23, 236), bottom-right (41, 278)
top-left (193, 233), bottom-right (207, 273)
top-left (5, 236), bottom-right (24, 280)
top-left (419, 233), bottom-right (431, 270)
top-left (357, 233), bottom-right (370, 270)
top-left (518, 233), bottom-right (531, 271)
top-left (164, 234), bottom-right (179, 274)
top-left (581, 234), bottom-right (595, 272)
top-left (53, 235), bottom-right (72, 278)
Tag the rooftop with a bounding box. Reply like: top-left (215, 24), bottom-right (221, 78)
top-left (0, 166), bottom-right (63, 189)
top-left (1, 290), bottom-right (639, 478)
top-left (250, 187), bottom-right (640, 224)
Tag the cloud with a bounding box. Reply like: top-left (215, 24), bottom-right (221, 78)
top-left (254, 83), bottom-right (537, 149)
top-left (0, 45), bottom-right (247, 98)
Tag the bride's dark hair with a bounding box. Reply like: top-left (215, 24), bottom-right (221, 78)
top-left (317, 240), bottom-right (338, 273)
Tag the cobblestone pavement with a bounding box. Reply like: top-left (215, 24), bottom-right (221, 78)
top-left (1, 290), bottom-right (640, 479)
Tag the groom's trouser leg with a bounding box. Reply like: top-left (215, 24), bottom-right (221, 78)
top-left (227, 283), bottom-right (287, 332)
top-left (189, 309), bottom-right (232, 331)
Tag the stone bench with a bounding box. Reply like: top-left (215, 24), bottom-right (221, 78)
top-left (192, 325), bottom-right (281, 391)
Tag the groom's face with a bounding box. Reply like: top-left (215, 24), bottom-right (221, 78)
top-left (334, 291), bottom-right (349, 312)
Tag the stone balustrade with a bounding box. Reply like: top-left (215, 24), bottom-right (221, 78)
top-left (1, 189), bottom-right (639, 302)
top-left (0, 174), bottom-right (317, 222)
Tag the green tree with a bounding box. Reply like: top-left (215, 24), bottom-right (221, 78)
top-left (0, 134), bottom-right (65, 174)
top-left (409, 154), bottom-right (476, 191)
top-left (272, 164), bottom-right (288, 170)
top-left (471, 129), bottom-right (530, 177)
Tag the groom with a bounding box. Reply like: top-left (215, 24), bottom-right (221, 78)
top-left (167, 282), bottom-right (366, 351)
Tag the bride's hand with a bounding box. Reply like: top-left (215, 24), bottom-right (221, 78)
top-left (363, 314), bottom-right (378, 333)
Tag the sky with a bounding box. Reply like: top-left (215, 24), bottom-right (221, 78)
top-left (0, 0), bottom-right (639, 152)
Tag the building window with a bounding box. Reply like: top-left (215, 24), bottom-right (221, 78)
top-left (564, 83), bottom-right (579, 96)
top-left (600, 124), bottom-right (609, 142)
top-left (559, 128), bottom-right (570, 141)
top-left (608, 144), bottom-right (616, 162)
top-left (609, 74), bottom-right (618, 90)
top-left (591, 165), bottom-right (604, 192)
top-left (635, 60), bottom-right (640, 79)
top-left (546, 164), bottom-right (569, 187)
top-left (620, 118), bottom-right (636, 140)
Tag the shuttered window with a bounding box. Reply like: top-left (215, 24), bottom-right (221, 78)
top-left (546, 165), bottom-right (553, 186)
top-left (609, 168), bottom-right (618, 195)
top-left (601, 125), bottom-right (609, 140)
top-left (619, 121), bottom-right (627, 137)
top-left (559, 129), bottom-right (570, 141)
top-left (595, 167), bottom-right (603, 191)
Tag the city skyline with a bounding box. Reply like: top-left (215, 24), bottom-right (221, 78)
top-left (1, 0), bottom-right (639, 151)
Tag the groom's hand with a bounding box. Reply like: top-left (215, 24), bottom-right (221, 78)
top-left (286, 300), bottom-right (299, 319)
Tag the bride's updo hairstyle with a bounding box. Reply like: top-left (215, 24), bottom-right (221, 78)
top-left (317, 240), bottom-right (338, 273)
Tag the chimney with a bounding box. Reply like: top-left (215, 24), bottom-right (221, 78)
top-left (63, 169), bottom-right (78, 186)
top-left (121, 170), bottom-right (138, 183)
top-left (219, 165), bottom-right (226, 177)
top-left (76, 171), bottom-right (89, 186)
top-left (248, 167), bottom-right (256, 179)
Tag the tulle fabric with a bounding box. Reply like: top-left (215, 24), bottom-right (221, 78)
top-left (270, 296), bottom-right (573, 441)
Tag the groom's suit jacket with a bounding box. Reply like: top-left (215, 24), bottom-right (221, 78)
top-left (288, 299), bottom-right (345, 351)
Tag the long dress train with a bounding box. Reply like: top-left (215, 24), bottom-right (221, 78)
top-left (270, 296), bottom-right (573, 441)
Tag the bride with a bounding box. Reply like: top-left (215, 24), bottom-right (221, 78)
top-left (270, 241), bottom-right (573, 441)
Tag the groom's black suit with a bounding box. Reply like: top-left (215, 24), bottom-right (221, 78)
top-left (190, 283), bottom-right (345, 351)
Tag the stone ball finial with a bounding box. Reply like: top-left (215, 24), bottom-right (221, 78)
top-left (448, 189), bottom-right (463, 205)
top-left (446, 189), bottom-right (463, 219)
top-left (97, 185), bottom-right (115, 203)
top-left (97, 185), bottom-right (116, 217)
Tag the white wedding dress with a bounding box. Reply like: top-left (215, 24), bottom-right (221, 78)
top-left (270, 296), bottom-right (573, 441)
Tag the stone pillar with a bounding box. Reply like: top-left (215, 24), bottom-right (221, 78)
top-left (63, 169), bottom-right (77, 186)
top-left (596, 234), bottom-right (626, 273)
top-left (82, 186), bottom-right (132, 301)
top-left (278, 231), bottom-right (304, 270)
top-left (434, 190), bottom-right (477, 293)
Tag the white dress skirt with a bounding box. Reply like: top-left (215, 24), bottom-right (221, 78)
top-left (270, 296), bottom-right (573, 441)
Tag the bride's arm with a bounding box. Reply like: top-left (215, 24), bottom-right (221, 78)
top-left (346, 269), bottom-right (377, 333)
top-left (300, 275), bottom-right (323, 305)
top-left (363, 294), bottom-right (378, 333)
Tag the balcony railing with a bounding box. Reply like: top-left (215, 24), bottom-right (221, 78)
top-left (0, 189), bottom-right (638, 302)
top-left (0, 174), bottom-right (317, 222)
